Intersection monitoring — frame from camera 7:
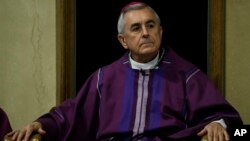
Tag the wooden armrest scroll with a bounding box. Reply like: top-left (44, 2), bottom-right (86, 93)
top-left (3, 133), bottom-right (41, 141)
top-left (201, 135), bottom-right (208, 141)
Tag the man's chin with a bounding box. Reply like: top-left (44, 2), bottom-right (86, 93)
top-left (140, 43), bottom-right (154, 48)
top-left (138, 48), bottom-right (158, 56)
top-left (139, 46), bottom-right (157, 53)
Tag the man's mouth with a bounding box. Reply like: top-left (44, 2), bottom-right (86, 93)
top-left (140, 42), bottom-right (153, 47)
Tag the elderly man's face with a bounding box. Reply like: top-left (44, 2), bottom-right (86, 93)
top-left (118, 7), bottom-right (162, 63)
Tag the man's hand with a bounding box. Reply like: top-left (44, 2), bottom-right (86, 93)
top-left (197, 122), bottom-right (230, 141)
top-left (7, 121), bottom-right (46, 141)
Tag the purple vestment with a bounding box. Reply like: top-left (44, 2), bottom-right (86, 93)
top-left (38, 48), bottom-right (242, 141)
top-left (0, 108), bottom-right (12, 140)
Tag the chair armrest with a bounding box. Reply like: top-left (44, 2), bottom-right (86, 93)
top-left (4, 132), bottom-right (207, 141)
top-left (3, 133), bottom-right (41, 141)
top-left (201, 135), bottom-right (208, 141)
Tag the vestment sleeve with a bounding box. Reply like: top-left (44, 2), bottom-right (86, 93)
top-left (185, 69), bottom-right (243, 133)
top-left (37, 69), bottom-right (101, 140)
top-left (0, 108), bottom-right (12, 140)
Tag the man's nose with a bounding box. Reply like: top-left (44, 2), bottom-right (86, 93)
top-left (142, 26), bottom-right (149, 37)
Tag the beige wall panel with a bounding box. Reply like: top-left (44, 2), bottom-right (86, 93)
top-left (0, 0), bottom-right (56, 129)
top-left (226, 0), bottom-right (250, 124)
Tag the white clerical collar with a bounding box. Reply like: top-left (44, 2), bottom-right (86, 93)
top-left (129, 52), bottom-right (159, 70)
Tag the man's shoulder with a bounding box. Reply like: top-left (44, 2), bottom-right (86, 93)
top-left (101, 52), bottom-right (129, 70)
top-left (163, 48), bottom-right (197, 71)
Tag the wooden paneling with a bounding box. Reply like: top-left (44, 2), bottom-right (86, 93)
top-left (207, 0), bottom-right (225, 95)
top-left (56, 0), bottom-right (76, 104)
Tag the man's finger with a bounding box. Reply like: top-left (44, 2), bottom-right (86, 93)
top-left (38, 128), bottom-right (46, 135)
top-left (197, 128), bottom-right (207, 136)
top-left (224, 130), bottom-right (230, 141)
top-left (11, 130), bottom-right (20, 140)
top-left (24, 129), bottom-right (33, 141)
top-left (17, 129), bottom-right (26, 141)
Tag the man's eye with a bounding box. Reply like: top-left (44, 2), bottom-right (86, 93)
top-left (148, 24), bottom-right (155, 28)
top-left (132, 26), bottom-right (140, 31)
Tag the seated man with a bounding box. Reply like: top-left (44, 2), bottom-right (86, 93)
top-left (0, 107), bottom-right (12, 141)
top-left (8, 2), bottom-right (242, 141)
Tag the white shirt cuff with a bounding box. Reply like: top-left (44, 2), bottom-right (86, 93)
top-left (212, 118), bottom-right (227, 129)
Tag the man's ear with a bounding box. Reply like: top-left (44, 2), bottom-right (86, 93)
top-left (117, 34), bottom-right (128, 49)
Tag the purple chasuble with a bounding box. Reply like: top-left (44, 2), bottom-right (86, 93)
top-left (0, 108), bottom-right (12, 140)
top-left (38, 48), bottom-right (242, 141)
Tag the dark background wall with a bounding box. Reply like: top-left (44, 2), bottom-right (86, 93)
top-left (75, 0), bottom-right (208, 93)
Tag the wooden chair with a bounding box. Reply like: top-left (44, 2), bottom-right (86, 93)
top-left (3, 134), bottom-right (41, 141)
top-left (4, 133), bottom-right (208, 141)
